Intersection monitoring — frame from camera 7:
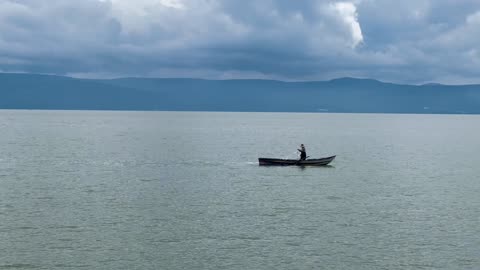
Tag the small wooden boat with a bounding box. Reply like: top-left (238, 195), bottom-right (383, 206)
top-left (258, 155), bottom-right (336, 166)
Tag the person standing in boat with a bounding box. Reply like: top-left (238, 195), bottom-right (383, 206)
top-left (298, 144), bottom-right (307, 160)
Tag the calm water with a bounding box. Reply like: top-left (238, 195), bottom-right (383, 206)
top-left (1, 110), bottom-right (479, 269)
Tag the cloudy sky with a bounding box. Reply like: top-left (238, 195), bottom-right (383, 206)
top-left (1, 0), bottom-right (480, 84)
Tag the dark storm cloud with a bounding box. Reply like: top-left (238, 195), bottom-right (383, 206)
top-left (0, 0), bottom-right (480, 84)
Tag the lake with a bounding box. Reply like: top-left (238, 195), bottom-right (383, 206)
top-left (1, 110), bottom-right (479, 269)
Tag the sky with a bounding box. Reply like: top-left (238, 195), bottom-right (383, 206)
top-left (1, 0), bottom-right (480, 84)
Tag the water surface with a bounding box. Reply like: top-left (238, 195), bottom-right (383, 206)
top-left (1, 110), bottom-right (479, 269)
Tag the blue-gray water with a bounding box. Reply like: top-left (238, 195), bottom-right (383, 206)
top-left (1, 110), bottom-right (479, 269)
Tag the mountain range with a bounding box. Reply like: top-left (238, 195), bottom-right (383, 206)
top-left (1, 73), bottom-right (480, 114)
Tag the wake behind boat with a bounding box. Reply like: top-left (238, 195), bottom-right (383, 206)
top-left (258, 155), bottom-right (336, 166)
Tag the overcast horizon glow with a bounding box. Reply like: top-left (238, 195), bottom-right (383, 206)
top-left (1, 0), bottom-right (480, 84)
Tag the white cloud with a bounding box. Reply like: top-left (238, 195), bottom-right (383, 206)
top-left (331, 2), bottom-right (364, 48)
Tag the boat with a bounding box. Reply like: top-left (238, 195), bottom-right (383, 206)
top-left (258, 155), bottom-right (336, 166)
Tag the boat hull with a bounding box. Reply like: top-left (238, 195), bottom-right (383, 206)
top-left (258, 156), bottom-right (336, 166)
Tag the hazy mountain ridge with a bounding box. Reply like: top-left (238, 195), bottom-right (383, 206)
top-left (1, 73), bottom-right (480, 114)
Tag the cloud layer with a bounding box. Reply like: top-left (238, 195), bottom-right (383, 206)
top-left (0, 0), bottom-right (480, 84)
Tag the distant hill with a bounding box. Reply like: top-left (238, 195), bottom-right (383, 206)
top-left (1, 73), bottom-right (480, 114)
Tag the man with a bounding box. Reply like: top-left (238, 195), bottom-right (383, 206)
top-left (298, 144), bottom-right (307, 160)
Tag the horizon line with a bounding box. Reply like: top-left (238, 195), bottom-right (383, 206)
top-left (1, 71), bottom-right (480, 87)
